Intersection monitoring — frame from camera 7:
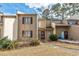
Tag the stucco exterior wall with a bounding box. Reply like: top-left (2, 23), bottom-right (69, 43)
top-left (3, 16), bottom-right (16, 40)
top-left (38, 19), bottom-right (46, 28)
top-left (69, 25), bottom-right (79, 40)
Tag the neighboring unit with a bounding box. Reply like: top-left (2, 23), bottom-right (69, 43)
top-left (38, 16), bottom-right (79, 41)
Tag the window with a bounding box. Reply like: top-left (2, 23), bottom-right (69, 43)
top-left (22, 30), bottom-right (33, 38)
top-left (22, 17), bottom-right (33, 24)
top-left (68, 20), bottom-right (77, 25)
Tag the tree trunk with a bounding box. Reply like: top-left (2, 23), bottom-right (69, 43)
top-left (62, 12), bottom-right (64, 20)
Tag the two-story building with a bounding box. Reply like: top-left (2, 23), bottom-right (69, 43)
top-left (38, 15), bottom-right (79, 41)
top-left (0, 11), bottom-right (38, 41)
top-left (14, 13), bottom-right (38, 41)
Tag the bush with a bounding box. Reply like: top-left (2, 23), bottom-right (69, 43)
top-left (49, 34), bottom-right (58, 41)
top-left (0, 37), bottom-right (18, 50)
top-left (8, 40), bottom-right (19, 49)
top-left (30, 39), bottom-right (40, 46)
top-left (0, 37), bottom-right (11, 49)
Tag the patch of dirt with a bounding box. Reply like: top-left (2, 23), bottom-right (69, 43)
top-left (0, 42), bottom-right (79, 56)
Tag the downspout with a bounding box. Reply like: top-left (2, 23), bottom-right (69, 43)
top-left (37, 14), bottom-right (38, 40)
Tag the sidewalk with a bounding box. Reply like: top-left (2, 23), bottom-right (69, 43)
top-left (58, 39), bottom-right (79, 44)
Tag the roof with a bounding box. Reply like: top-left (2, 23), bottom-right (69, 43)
top-left (56, 24), bottom-right (70, 27)
top-left (16, 10), bottom-right (26, 14)
top-left (0, 11), bottom-right (37, 17)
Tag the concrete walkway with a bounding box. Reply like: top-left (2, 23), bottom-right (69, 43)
top-left (58, 39), bottom-right (79, 44)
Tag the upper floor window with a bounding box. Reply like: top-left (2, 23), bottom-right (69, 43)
top-left (22, 17), bottom-right (33, 24)
top-left (68, 20), bottom-right (77, 25)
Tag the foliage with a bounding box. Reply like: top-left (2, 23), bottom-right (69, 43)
top-left (0, 37), bottom-right (18, 50)
top-left (42, 3), bottom-right (79, 20)
top-left (49, 34), bottom-right (58, 41)
top-left (30, 39), bottom-right (40, 46)
top-left (42, 9), bottom-right (50, 20)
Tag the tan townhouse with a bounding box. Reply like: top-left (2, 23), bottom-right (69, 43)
top-left (38, 16), bottom-right (79, 41)
top-left (13, 12), bottom-right (38, 41)
top-left (0, 12), bottom-right (38, 41)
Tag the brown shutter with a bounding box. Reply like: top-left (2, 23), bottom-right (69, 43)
top-left (22, 17), bottom-right (25, 24)
top-left (31, 17), bottom-right (32, 24)
top-left (30, 31), bottom-right (32, 37)
top-left (22, 31), bottom-right (24, 37)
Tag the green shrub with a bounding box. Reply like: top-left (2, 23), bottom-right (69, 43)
top-left (49, 34), bottom-right (58, 41)
top-left (30, 39), bottom-right (40, 46)
top-left (0, 37), bottom-right (18, 50)
top-left (0, 37), bottom-right (11, 49)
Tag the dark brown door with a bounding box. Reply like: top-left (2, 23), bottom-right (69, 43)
top-left (41, 31), bottom-right (45, 39)
top-left (64, 31), bottom-right (68, 39)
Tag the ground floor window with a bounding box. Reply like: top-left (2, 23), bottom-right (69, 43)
top-left (22, 30), bottom-right (33, 38)
top-left (41, 31), bottom-right (45, 39)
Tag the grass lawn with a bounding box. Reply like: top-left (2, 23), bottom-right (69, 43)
top-left (0, 42), bottom-right (79, 56)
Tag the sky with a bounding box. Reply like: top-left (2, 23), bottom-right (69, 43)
top-left (0, 3), bottom-right (51, 14)
top-left (0, 3), bottom-right (52, 14)
top-left (26, 3), bottom-right (50, 8)
top-left (0, 3), bottom-right (42, 14)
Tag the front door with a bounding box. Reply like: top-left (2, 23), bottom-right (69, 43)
top-left (41, 31), bottom-right (45, 39)
top-left (64, 31), bottom-right (68, 39)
